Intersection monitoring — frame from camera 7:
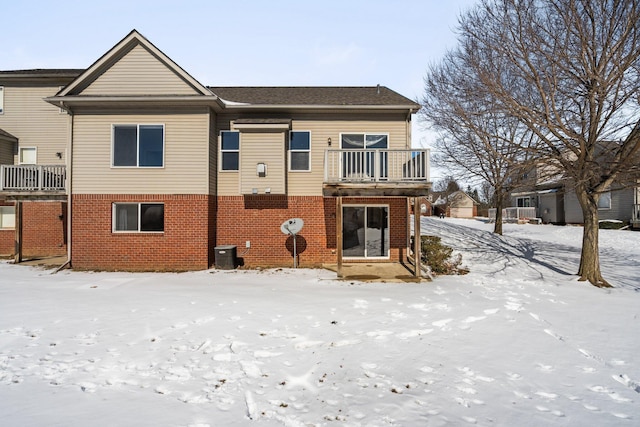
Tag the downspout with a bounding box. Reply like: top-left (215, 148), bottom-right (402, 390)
top-left (55, 107), bottom-right (72, 273)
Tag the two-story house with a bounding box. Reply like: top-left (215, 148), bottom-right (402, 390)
top-left (1, 30), bottom-right (430, 275)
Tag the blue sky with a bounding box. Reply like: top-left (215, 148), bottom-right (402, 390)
top-left (3, 0), bottom-right (477, 177)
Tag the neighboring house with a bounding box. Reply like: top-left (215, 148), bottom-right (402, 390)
top-left (508, 164), bottom-right (638, 226)
top-left (425, 190), bottom-right (477, 218)
top-left (0, 30), bottom-right (430, 273)
top-left (447, 191), bottom-right (478, 218)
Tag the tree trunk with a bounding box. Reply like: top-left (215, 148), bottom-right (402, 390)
top-left (493, 190), bottom-right (504, 235)
top-left (575, 188), bottom-right (611, 287)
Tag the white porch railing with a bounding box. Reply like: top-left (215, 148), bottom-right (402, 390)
top-left (488, 207), bottom-right (537, 221)
top-left (1, 165), bottom-right (66, 191)
top-left (632, 204), bottom-right (640, 224)
top-left (324, 149), bottom-right (429, 183)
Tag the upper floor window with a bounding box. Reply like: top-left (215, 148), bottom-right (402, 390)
top-left (0, 86), bottom-right (4, 114)
top-left (220, 131), bottom-right (239, 171)
top-left (19, 147), bottom-right (37, 164)
top-left (113, 124), bottom-right (164, 167)
top-left (597, 191), bottom-right (611, 209)
top-left (113, 202), bottom-right (164, 233)
top-left (0, 206), bottom-right (15, 229)
top-left (289, 131), bottom-right (311, 171)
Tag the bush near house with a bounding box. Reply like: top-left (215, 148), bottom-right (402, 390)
top-left (413, 235), bottom-right (468, 275)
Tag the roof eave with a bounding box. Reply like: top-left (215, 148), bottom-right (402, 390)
top-left (222, 103), bottom-right (420, 112)
top-left (44, 95), bottom-right (224, 112)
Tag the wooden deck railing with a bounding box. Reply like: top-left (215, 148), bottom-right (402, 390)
top-left (1, 165), bottom-right (66, 192)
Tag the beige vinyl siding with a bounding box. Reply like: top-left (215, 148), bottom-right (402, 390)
top-left (72, 112), bottom-right (209, 194)
top-left (240, 131), bottom-right (286, 194)
top-left (0, 85), bottom-right (68, 165)
top-left (208, 113), bottom-right (217, 195)
top-left (288, 116), bottom-right (409, 196)
top-left (81, 44), bottom-right (199, 96)
top-left (216, 113), bottom-right (410, 196)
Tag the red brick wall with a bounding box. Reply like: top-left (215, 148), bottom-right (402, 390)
top-left (71, 194), bottom-right (212, 271)
top-left (0, 201), bottom-right (67, 258)
top-left (216, 196), bottom-right (408, 267)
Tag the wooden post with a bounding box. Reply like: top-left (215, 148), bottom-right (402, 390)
top-left (413, 196), bottom-right (421, 279)
top-left (14, 201), bottom-right (23, 264)
top-left (336, 196), bottom-right (343, 278)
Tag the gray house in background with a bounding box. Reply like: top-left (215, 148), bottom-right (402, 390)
top-left (509, 167), bottom-right (639, 227)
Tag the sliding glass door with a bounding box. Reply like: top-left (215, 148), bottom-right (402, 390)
top-left (342, 206), bottom-right (389, 258)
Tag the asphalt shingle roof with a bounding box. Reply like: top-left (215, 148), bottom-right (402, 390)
top-left (208, 86), bottom-right (419, 107)
top-left (1, 69), bottom-right (419, 109)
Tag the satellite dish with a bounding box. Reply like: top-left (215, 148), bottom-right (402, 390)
top-left (280, 218), bottom-right (304, 268)
top-left (281, 218), bottom-right (304, 235)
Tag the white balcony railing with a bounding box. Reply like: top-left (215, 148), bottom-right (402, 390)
top-left (632, 204), bottom-right (640, 224)
top-left (324, 149), bottom-right (429, 183)
top-left (489, 207), bottom-right (537, 221)
top-left (1, 165), bottom-right (66, 192)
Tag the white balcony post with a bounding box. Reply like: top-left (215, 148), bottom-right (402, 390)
top-left (0, 165), bottom-right (4, 190)
top-left (37, 165), bottom-right (43, 190)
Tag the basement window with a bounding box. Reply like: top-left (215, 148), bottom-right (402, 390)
top-left (113, 203), bottom-right (164, 233)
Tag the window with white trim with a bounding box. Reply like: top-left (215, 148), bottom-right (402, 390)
top-left (113, 203), bottom-right (164, 232)
top-left (516, 197), bottom-right (533, 207)
top-left (220, 131), bottom-right (239, 171)
top-left (289, 131), bottom-right (311, 171)
top-left (0, 206), bottom-right (15, 229)
top-left (113, 124), bottom-right (164, 167)
top-left (340, 133), bottom-right (389, 179)
top-left (19, 147), bottom-right (37, 164)
top-left (597, 191), bottom-right (611, 209)
top-left (0, 86), bottom-right (4, 114)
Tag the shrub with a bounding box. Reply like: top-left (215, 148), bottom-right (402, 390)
top-left (598, 220), bottom-right (625, 230)
top-left (413, 235), bottom-right (468, 275)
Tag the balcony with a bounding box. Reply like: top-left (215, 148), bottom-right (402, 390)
top-left (1, 165), bottom-right (67, 198)
top-left (323, 149), bottom-right (430, 197)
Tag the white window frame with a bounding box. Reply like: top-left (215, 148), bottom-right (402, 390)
top-left (112, 202), bottom-right (165, 233)
top-left (220, 131), bottom-right (240, 172)
top-left (516, 196), bottom-right (533, 207)
top-left (342, 204), bottom-right (390, 259)
top-left (597, 191), bottom-right (612, 210)
top-left (111, 124), bottom-right (165, 168)
top-left (0, 206), bottom-right (15, 229)
top-left (0, 86), bottom-right (4, 114)
top-left (19, 147), bottom-right (37, 165)
top-left (289, 130), bottom-right (311, 172)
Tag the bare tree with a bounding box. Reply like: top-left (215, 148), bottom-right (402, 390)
top-left (458, 0), bottom-right (640, 286)
top-left (421, 48), bottom-right (537, 235)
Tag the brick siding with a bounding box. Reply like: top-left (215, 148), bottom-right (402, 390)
top-left (71, 194), bottom-right (212, 271)
top-left (216, 196), bottom-right (408, 268)
top-left (0, 201), bottom-right (67, 258)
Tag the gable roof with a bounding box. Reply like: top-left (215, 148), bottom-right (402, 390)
top-left (209, 86), bottom-right (420, 110)
top-left (58, 30), bottom-right (212, 97)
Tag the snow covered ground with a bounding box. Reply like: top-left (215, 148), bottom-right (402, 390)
top-left (0, 217), bottom-right (638, 426)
